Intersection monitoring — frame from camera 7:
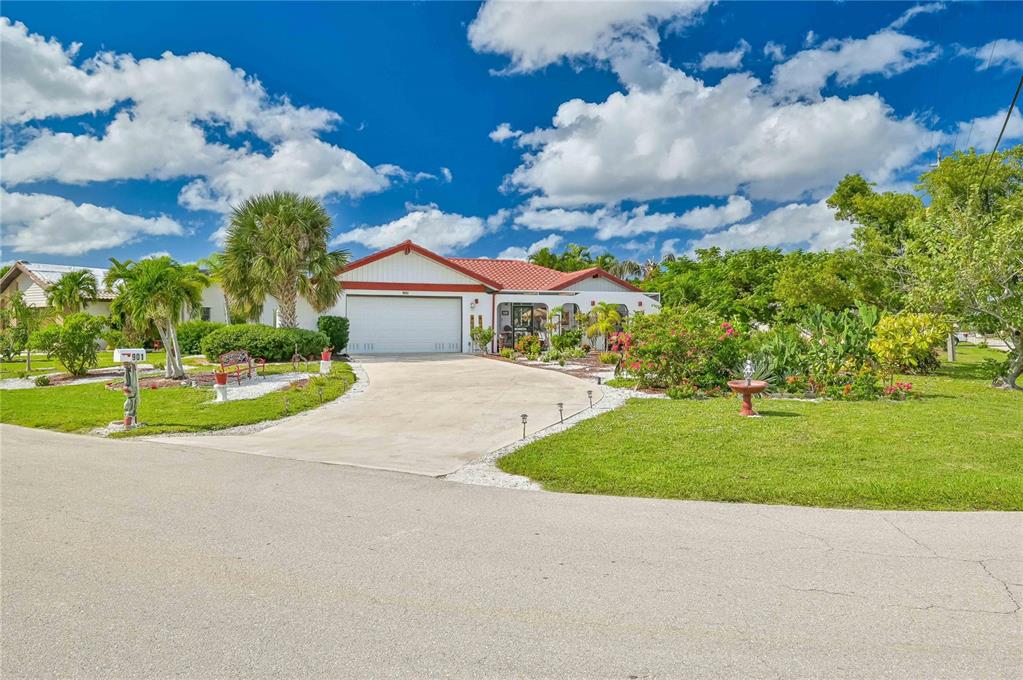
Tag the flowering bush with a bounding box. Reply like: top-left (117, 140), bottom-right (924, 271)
top-left (515, 334), bottom-right (542, 358)
top-left (883, 381), bottom-right (914, 400)
top-left (622, 306), bottom-right (743, 389)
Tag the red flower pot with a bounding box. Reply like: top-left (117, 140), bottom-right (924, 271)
top-left (214, 372), bottom-right (228, 386)
top-left (321, 350), bottom-right (332, 361)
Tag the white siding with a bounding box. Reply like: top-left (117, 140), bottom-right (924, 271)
top-left (19, 276), bottom-right (50, 307)
top-left (566, 275), bottom-right (632, 292)
top-left (342, 251), bottom-right (479, 285)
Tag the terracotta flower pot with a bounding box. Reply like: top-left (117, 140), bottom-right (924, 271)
top-left (321, 350), bottom-right (332, 361)
top-left (214, 372), bottom-right (228, 386)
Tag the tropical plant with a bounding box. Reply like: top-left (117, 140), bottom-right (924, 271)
top-left (869, 313), bottom-right (951, 380)
top-left (197, 252), bottom-right (242, 323)
top-left (514, 334), bottom-right (542, 357)
top-left (47, 270), bottom-right (98, 314)
top-left (551, 329), bottom-right (582, 350)
top-left (106, 257), bottom-right (209, 379)
top-left (0, 291), bottom-right (46, 369)
top-left (586, 302), bottom-right (623, 350)
top-left (49, 313), bottom-right (105, 376)
top-left (470, 325), bottom-right (494, 353)
top-left (799, 303), bottom-right (880, 384)
top-left (220, 192), bottom-right (349, 328)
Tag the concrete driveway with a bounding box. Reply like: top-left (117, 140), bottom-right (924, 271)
top-left (147, 354), bottom-right (600, 476)
top-left (2, 426), bottom-right (1019, 678)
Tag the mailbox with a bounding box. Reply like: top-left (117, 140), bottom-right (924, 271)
top-left (114, 348), bottom-right (147, 363)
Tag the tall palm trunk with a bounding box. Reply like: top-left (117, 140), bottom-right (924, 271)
top-left (165, 318), bottom-right (186, 379)
top-left (154, 323), bottom-right (173, 379)
top-left (276, 282), bottom-right (298, 328)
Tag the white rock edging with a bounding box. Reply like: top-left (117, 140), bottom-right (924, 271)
top-left (444, 385), bottom-right (665, 490)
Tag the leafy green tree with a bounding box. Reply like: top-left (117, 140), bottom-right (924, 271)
top-left (0, 291), bottom-right (47, 370)
top-left (106, 257), bottom-right (209, 379)
top-left (49, 313), bottom-right (105, 376)
top-left (527, 247), bottom-right (561, 269)
top-left (221, 192), bottom-right (348, 328)
top-left (47, 270), bottom-right (98, 314)
top-left (773, 249), bottom-right (886, 318)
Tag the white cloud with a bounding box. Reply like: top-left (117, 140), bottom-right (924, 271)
top-left (0, 18), bottom-right (393, 213)
top-left (763, 41), bottom-right (786, 62)
top-left (685, 199), bottom-right (854, 253)
top-left (467, 0), bottom-right (710, 73)
top-left (699, 40), bottom-right (750, 70)
top-left (507, 67), bottom-right (931, 206)
top-left (660, 238), bottom-right (682, 258)
top-left (961, 39), bottom-right (1023, 71)
top-left (804, 31), bottom-right (817, 48)
top-left (440, 167), bottom-right (453, 183)
top-left (497, 233), bottom-right (564, 260)
top-left (140, 251), bottom-right (172, 260)
top-left (952, 108), bottom-right (1023, 152)
top-left (332, 206), bottom-right (487, 255)
top-left (514, 195), bottom-right (752, 240)
top-left (888, 2), bottom-right (945, 30)
top-left (0, 189), bottom-right (184, 256)
top-left (771, 29), bottom-right (938, 100)
top-left (489, 122), bottom-right (523, 142)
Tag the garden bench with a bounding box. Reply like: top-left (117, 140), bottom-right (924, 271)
top-left (218, 350), bottom-right (265, 385)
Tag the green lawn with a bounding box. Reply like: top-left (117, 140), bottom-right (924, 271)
top-left (1, 350), bottom-right (173, 379)
top-left (498, 346), bottom-right (1022, 510)
top-left (0, 362), bottom-right (356, 437)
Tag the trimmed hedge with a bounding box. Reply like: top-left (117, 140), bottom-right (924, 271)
top-left (200, 324), bottom-right (330, 362)
top-left (177, 320), bottom-right (225, 355)
top-left (317, 316), bottom-right (350, 351)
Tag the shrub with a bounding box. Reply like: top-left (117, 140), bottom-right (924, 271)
top-left (515, 334), bottom-right (542, 356)
top-left (101, 328), bottom-right (127, 350)
top-left (317, 316), bottom-right (350, 351)
top-left (666, 382), bottom-right (700, 400)
top-left (50, 313), bottom-right (105, 376)
top-left (499, 348), bottom-right (517, 359)
top-left (177, 320), bottom-right (225, 355)
top-left (34, 375), bottom-right (50, 387)
top-left (470, 325), bottom-right (495, 353)
top-left (551, 330), bottom-right (583, 351)
top-left (0, 328), bottom-right (22, 362)
top-left (598, 351), bottom-right (619, 365)
top-left (28, 325), bottom-right (60, 358)
top-left (200, 324), bottom-right (330, 362)
top-left (623, 306), bottom-right (743, 389)
top-left (869, 313), bottom-right (950, 379)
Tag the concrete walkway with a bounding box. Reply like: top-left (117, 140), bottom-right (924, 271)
top-left (2, 426), bottom-right (1019, 678)
top-left (146, 354), bottom-right (601, 476)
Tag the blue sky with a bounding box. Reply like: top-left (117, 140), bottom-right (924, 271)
top-left (2, 1), bottom-right (1021, 268)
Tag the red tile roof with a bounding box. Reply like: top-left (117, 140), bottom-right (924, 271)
top-left (343, 240), bottom-right (641, 292)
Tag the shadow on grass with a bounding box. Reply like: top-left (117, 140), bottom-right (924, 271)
top-left (754, 410), bottom-right (803, 418)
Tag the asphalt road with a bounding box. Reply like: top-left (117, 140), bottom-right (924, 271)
top-left (2, 425), bottom-right (1020, 678)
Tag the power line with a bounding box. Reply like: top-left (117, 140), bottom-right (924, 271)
top-left (979, 73), bottom-right (1023, 190)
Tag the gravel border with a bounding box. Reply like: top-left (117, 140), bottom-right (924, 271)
top-left (444, 385), bottom-right (665, 490)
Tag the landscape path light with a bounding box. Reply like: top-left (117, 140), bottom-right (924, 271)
top-left (557, 402), bottom-right (564, 424)
top-left (587, 390), bottom-right (593, 408)
top-left (521, 413), bottom-right (528, 438)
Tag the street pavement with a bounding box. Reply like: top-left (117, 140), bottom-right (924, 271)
top-left (2, 425), bottom-right (1020, 678)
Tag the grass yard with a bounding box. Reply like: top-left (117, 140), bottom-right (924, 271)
top-left (498, 346), bottom-right (1022, 510)
top-left (0, 362), bottom-right (356, 437)
top-left (0, 350), bottom-right (173, 379)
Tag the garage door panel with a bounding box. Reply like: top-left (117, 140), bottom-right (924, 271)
top-left (347, 296), bottom-right (462, 353)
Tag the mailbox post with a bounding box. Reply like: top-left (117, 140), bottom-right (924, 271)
top-left (114, 348), bottom-right (146, 430)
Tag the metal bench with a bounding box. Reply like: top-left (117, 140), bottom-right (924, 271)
top-left (218, 350), bottom-right (265, 385)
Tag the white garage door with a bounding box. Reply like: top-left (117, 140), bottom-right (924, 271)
top-left (346, 296), bottom-right (462, 353)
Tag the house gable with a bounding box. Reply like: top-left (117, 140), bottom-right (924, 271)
top-left (340, 241), bottom-right (502, 290)
top-left (552, 268), bottom-right (642, 293)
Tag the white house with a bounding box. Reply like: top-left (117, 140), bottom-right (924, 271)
top-left (1, 242), bottom-right (661, 354)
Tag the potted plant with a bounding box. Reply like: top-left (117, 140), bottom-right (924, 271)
top-left (214, 369), bottom-right (228, 385)
top-left (321, 346), bottom-right (333, 361)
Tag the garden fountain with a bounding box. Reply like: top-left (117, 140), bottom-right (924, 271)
top-left (727, 359), bottom-right (768, 417)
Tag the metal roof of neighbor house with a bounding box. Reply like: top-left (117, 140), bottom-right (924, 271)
top-left (0, 261), bottom-right (117, 300)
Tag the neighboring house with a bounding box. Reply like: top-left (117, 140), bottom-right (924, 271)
top-left (281, 241), bottom-right (661, 354)
top-left (0, 261), bottom-right (230, 323)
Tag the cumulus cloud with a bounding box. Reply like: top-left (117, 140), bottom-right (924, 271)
top-left (960, 39), bottom-right (1023, 71)
top-left (763, 41), bottom-right (786, 62)
top-left (507, 67), bottom-right (931, 206)
top-left (952, 108), bottom-right (1023, 152)
top-left (331, 205), bottom-right (487, 255)
top-left (0, 18), bottom-right (393, 213)
top-left (771, 29), bottom-right (938, 100)
top-left (489, 122), bottom-right (523, 142)
top-left (0, 189), bottom-right (184, 256)
top-left (685, 199), bottom-right (854, 253)
top-left (467, 0), bottom-right (710, 73)
top-left (888, 2), bottom-right (945, 30)
top-left (699, 40), bottom-right (750, 70)
top-left (514, 195), bottom-right (752, 240)
top-left (497, 233), bottom-right (564, 260)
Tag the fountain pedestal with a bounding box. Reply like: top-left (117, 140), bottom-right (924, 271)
top-left (726, 380), bottom-right (768, 416)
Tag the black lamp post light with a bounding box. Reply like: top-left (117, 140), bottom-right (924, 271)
top-left (557, 402), bottom-right (564, 424)
top-left (521, 413), bottom-right (528, 438)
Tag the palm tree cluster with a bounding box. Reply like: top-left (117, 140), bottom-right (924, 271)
top-left (105, 257), bottom-right (209, 379)
top-left (527, 243), bottom-right (675, 282)
top-left (47, 270), bottom-right (98, 315)
top-left (219, 192), bottom-right (349, 328)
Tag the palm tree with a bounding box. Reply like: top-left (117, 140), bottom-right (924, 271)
top-left (197, 252), bottom-right (238, 322)
top-left (586, 302), bottom-right (623, 351)
top-left (3, 291), bottom-right (46, 370)
top-left (106, 257), bottom-right (209, 379)
top-left (47, 270), bottom-right (98, 314)
top-left (609, 259), bottom-right (643, 280)
top-left (220, 192), bottom-right (348, 328)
